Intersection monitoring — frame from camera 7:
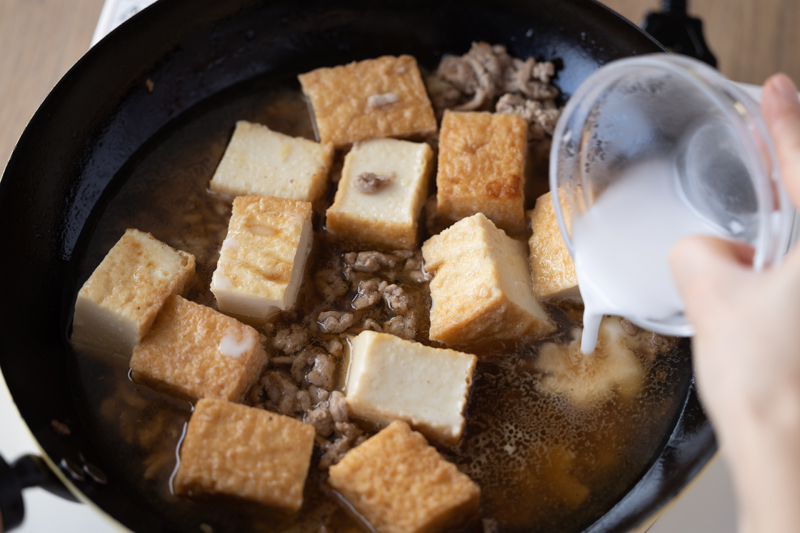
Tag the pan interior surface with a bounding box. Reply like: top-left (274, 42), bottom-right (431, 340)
top-left (0, 1), bottom-right (713, 533)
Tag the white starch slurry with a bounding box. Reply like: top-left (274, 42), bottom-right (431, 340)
top-left (571, 160), bottom-right (721, 353)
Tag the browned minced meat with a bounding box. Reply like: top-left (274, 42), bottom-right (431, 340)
top-left (383, 313), bottom-right (417, 340)
top-left (317, 311), bottom-right (355, 334)
top-left (352, 278), bottom-right (388, 310)
top-left (496, 93), bottom-right (562, 141)
top-left (291, 347), bottom-right (335, 389)
top-left (319, 437), bottom-right (352, 470)
top-left (273, 323), bottom-right (310, 354)
top-left (619, 318), bottom-right (639, 336)
top-left (434, 42), bottom-right (558, 112)
top-left (261, 371), bottom-right (299, 416)
top-left (305, 406), bottom-right (334, 437)
top-left (367, 92), bottom-right (400, 108)
top-left (296, 390), bottom-right (312, 412)
top-left (343, 251), bottom-right (398, 272)
top-left (307, 352), bottom-right (336, 389)
top-left (329, 391), bottom-right (349, 424)
top-left (315, 268), bottom-right (349, 302)
top-left (353, 172), bottom-right (393, 194)
top-left (383, 284), bottom-right (411, 314)
top-left (308, 385), bottom-right (330, 404)
top-left (324, 338), bottom-right (343, 357)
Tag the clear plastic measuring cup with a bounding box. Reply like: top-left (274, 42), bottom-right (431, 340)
top-left (550, 54), bottom-right (794, 343)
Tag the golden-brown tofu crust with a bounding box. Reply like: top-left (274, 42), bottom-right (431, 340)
top-left (422, 214), bottom-right (556, 346)
top-left (174, 398), bottom-right (315, 512)
top-left (328, 421), bottom-right (480, 533)
top-left (72, 228), bottom-right (195, 355)
top-left (213, 195), bottom-right (313, 311)
top-left (436, 111), bottom-right (528, 235)
top-left (298, 55), bottom-right (437, 148)
top-left (528, 192), bottom-right (579, 301)
top-left (130, 295), bottom-right (266, 402)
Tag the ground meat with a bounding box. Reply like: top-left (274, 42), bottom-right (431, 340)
top-left (352, 278), bottom-right (388, 310)
top-left (409, 271), bottom-right (429, 284)
top-left (437, 42), bottom-right (511, 111)
top-left (315, 269), bottom-right (349, 302)
top-left (307, 352), bottom-right (336, 389)
top-left (317, 311), bottom-right (355, 334)
top-left (261, 371), bottom-right (299, 415)
top-left (291, 347), bottom-right (335, 388)
top-left (619, 318), bottom-right (639, 336)
top-left (308, 385), bottom-right (330, 404)
top-left (436, 41), bottom-right (559, 113)
top-left (324, 338), bottom-right (343, 357)
top-left (383, 313), bottom-right (417, 340)
top-left (248, 384), bottom-right (264, 404)
top-left (319, 438), bottom-right (351, 470)
top-left (367, 92), bottom-right (400, 108)
top-left (329, 391), bottom-right (349, 423)
top-left (305, 407), bottom-right (334, 437)
top-left (363, 318), bottom-right (383, 332)
top-left (504, 57), bottom-right (559, 100)
top-left (335, 422), bottom-right (362, 441)
top-left (273, 324), bottom-right (310, 355)
top-left (382, 284), bottom-right (411, 314)
top-left (353, 172), bottom-right (393, 194)
top-left (496, 93), bottom-right (561, 140)
top-left (404, 256), bottom-right (422, 271)
top-left (296, 390), bottom-right (312, 412)
top-left (424, 74), bottom-right (462, 117)
top-left (343, 251), bottom-right (398, 272)
top-left (290, 347), bottom-right (317, 384)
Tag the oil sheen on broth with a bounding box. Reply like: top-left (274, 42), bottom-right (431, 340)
top-left (69, 76), bottom-right (692, 533)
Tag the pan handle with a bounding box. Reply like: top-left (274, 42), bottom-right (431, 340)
top-left (0, 453), bottom-right (79, 531)
top-left (643, 0), bottom-right (717, 67)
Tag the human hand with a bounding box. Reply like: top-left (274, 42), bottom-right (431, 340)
top-left (670, 73), bottom-right (800, 533)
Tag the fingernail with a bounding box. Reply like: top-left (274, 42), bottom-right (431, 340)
top-left (770, 73), bottom-right (799, 101)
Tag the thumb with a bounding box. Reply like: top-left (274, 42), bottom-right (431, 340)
top-left (761, 74), bottom-right (800, 208)
top-left (669, 235), bottom-right (752, 324)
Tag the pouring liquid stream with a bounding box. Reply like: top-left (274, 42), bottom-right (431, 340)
top-left (571, 159), bottom-right (723, 353)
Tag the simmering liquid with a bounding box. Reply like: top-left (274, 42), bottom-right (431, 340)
top-left (69, 75), bottom-right (692, 533)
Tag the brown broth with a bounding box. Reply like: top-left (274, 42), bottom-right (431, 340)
top-left (69, 76), bottom-right (692, 533)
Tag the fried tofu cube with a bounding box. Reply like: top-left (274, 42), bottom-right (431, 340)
top-left (130, 295), bottom-right (266, 402)
top-left (528, 191), bottom-right (580, 302)
top-left (325, 138), bottom-right (433, 249)
top-left (209, 121), bottom-right (334, 203)
top-left (210, 196), bottom-right (313, 321)
top-left (328, 421), bottom-right (480, 533)
top-left (71, 229), bottom-right (195, 356)
top-left (436, 111), bottom-right (528, 235)
top-left (345, 331), bottom-right (476, 446)
top-left (422, 214), bottom-right (555, 345)
top-left (174, 398), bottom-right (315, 512)
top-left (298, 55), bottom-right (437, 148)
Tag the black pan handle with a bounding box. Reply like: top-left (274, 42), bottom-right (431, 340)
top-left (643, 0), bottom-right (717, 67)
top-left (0, 453), bottom-right (79, 531)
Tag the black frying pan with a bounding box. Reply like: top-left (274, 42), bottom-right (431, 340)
top-left (0, 1), bottom-right (714, 532)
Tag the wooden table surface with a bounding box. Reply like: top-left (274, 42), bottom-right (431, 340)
top-left (1, 0), bottom-right (799, 173)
